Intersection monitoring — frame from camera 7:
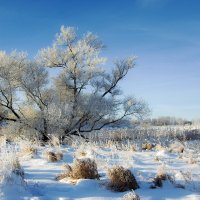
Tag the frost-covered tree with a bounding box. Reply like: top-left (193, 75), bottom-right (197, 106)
top-left (0, 51), bottom-right (26, 123)
top-left (0, 26), bottom-right (149, 142)
top-left (0, 51), bottom-right (52, 141)
top-left (37, 26), bottom-right (149, 140)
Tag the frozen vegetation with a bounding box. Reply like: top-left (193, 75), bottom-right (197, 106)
top-left (0, 126), bottom-right (200, 200)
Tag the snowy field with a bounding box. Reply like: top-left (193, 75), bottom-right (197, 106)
top-left (0, 130), bottom-right (200, 200)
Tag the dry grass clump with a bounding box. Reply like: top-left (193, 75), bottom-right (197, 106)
top-left (20, 147), bottom-right (37, 157)
top-left (75, 147), bottom-right (88, 158)
top-left (154, 156), bottom-right (160, 162)
top-left (1, 157), bottom-right (25, 182)
top-left (187, 158), bottom-right (198, 164)
top-left (55, 151), bottom-right (63, 160)
top-left (155, 144), bottom-right (165, 151)
top-left (107, 166), bottom-right (139, 192)
top-left (56, 158), bottom-right (99, 181)
top-left (44, 151), bottom-right (63, 162)
top-left (0, 135), bottom-right (7, 146)
top-left (130, 145), bottom-right (137, 152)
top-left (142, 143), bottom-right (154, 150)
top-left (79, 150), bottom-right (87, 157)
top-left (150, 165), bottom-right (169, 188)
top-left (11, 158), bottom-right (24, 178)
top-left (44, 151), bottom-right (57, 162)
top-left (169, 142), bottom-right (184, 153)
top-left (49, 135), bottom-right (60, 147)
top-left (151, 173), bottom-right (167, 188)
top-left (121, 191), bottom-right (140, 200)
top-left (62, 163), bottom-right (72, 171)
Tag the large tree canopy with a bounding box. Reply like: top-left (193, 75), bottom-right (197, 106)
top-left (0, 26), bottom-right (149, 141)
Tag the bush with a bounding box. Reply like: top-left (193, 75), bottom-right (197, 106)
top-left (56, 158), bottom-right (99, 181)
top-left (107, 166), bottom-right (139, 192)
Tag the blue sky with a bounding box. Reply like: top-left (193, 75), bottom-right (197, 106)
top-left (0, 0), bottom-right (200, 119)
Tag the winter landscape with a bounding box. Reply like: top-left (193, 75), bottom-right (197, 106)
top-left (0, 0), bottom-right (200, 200)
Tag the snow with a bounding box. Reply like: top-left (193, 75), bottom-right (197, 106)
top-left (0, 144), bottom-right (200, 200)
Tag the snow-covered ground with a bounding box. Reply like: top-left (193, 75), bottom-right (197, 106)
top-left (0, 140), bottom-right (200, 200)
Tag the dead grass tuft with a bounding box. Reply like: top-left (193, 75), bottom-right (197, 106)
top-left (19, 147), bottom-right (37, 157)
top-left (151, 174), bottom-right (167, 188)
top-left (142, 143), bottom-right (154, 150)
top-left (62, 163), bottom-right (73, 172)
top-left (55, 151), bottom-right (63, 161)
top-left (44, 151), bottom-right (63, 162)
top-left (169, 142), bottom-right (184, 153)
top-left (154, 156), bottom-right (160, 162)
top-left (79, 150), bottom-right (87, 156)
top-left (150, 165), bottom-right (169, 188)
top-left (44, 151), bottom-right (58, 162)
top-left (155, 144), bottom-right (165, 151)
top-left (107, 166), bottom-right (139, 192)
top-left (130, 145), bottom-right (137, 152)
top-left (11, 158), bottom-right (24, 178)
top-left (56, 158), bottom-right (99, 181)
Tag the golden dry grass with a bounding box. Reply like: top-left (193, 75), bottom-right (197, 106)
top-left (55, 151), bottom-right (63, 161)
top-left (130, 145), bottom-right (137, 152)
top-left (44, 151), bottom-right (63, 162)
top-left (155, 144), bottom-right (165, 151)
top-left (56, 158), bottom-right (99, 181)
top-left (44, 151), bottom-right (58, 162)
top-left (142, 143), bottom-right (154, 150)
top-left (19, 147), bottom-right (37, 157)
top-left (107, 166), bottom-right (139, 192)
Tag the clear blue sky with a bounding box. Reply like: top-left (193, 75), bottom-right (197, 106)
top-left (0, 0), bottom-right (200, 119)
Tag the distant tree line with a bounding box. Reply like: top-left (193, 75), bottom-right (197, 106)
top-left (133, 116), bottom-right (193, 126)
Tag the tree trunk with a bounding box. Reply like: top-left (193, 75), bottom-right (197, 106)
top-left (41, 118), bottom-right (50, 143)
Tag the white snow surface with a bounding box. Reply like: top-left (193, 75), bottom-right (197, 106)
top-left (0, 144), bottom-right (200, 200)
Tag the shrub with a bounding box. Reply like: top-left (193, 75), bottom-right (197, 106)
top-left (56, 158), bottom-right (99, 181)
top-left (107, 166), bottom-right (139, 192)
